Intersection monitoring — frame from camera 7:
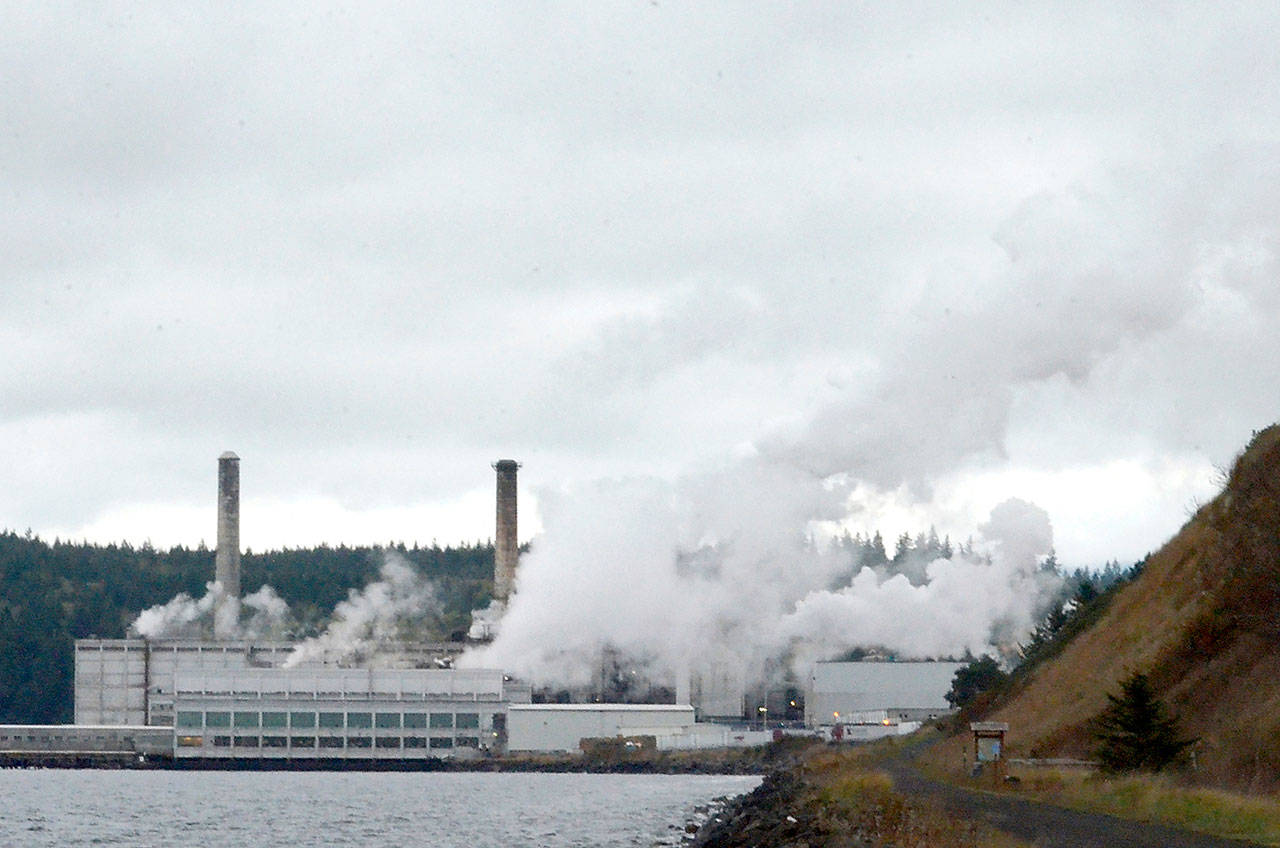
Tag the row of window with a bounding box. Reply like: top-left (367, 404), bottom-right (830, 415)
top-left (172, 693), bottom-right (498, 702)
top-left (176, 710), bottom-right (483, 730)
top-left (178, 735), bottom-right (481, 750)
top-left (1, 734), bottom-right (131, 743)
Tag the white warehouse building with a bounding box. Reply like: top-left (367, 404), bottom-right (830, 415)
top-left (73, 639), bottom-right (526, 761)
top-left (805, 661), bottom-right (962, 727)
top-left (507, 704), bottom-right (697, 754)
top-left (74, 638), bottom-right (487, 728)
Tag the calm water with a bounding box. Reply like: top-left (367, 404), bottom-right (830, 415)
top-left (1, 770), bottom-right (759, 847)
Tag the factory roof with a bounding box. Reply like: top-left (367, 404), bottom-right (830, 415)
top-left (508, 703), bottom-right (693, 712)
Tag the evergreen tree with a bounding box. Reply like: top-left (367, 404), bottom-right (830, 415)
top-left (892, 532), bottom-right (913, 565)
top-left (945, 655), bottom-right (1008, 708)
top-left (1092, 671), bottom-right (1195, 772)
top-left (866, 531), bottom-right (888, 568)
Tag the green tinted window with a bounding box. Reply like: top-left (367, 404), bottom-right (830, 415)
top-left (346, 712), bottom-right (372, 729)
top-left (403, 713), bottom-right (427, 728)
top-left (233, 712), bottom-right (260, 728)
top-left (455, 713), bottom-right (479, 729)
top-left (176, 711), bottom-right (203, 729)
top-left (290, 712), bottom-right (316, 729)
top-left (205, 712), bottom-right (231, 728)
top-left (318, 712), bottom-right (344, 728)
top-left (429, 713), bottom-right (454, 729)
top-left (261, 712), bottom-right (287, 728)
top-left (375, 713), bottom-right (400, 729)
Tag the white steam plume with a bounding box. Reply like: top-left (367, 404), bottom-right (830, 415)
top-left (461, 454), bottom-right (1063, 691)
top-left (240, 584), bottom-right (292, 639)
top-left (778, 499), bottom-right (1059, 666)
top-left (463, 158), bottom-right (1263, 691)
top-left (284, 554), bottom-right (442, 667)
top-left (130, 581), bottom-right (293, 640)
top-left (131, 582), bottom-right (221, 639)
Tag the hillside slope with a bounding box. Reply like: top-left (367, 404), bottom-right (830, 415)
top-left (966, 425), bottom-right (1280, 790)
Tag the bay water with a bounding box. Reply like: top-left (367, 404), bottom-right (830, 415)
top-left (1, 770), bottom-right (760, 847)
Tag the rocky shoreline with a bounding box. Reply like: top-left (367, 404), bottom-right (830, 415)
top-left (680, 739), bottom-right (1025, 848)
top-left (688, 770), bottom-right (820, 847)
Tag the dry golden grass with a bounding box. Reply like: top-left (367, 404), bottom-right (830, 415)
top-left (1001, 766), bottom-right (1280, 845)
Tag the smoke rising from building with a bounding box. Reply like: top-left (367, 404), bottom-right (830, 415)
top-left (131, 583), bottom-right (291, 640)
top-left (777, 499), bottom-right (1060, 666)
top-left (463, 162), bottom-right (1278, 692)
top-left (129, 553), bottom-right (443, 663)
top-left (284, 555), bottom-right (444, 667)
top-left (460, 459), bottom-right (1062, 691)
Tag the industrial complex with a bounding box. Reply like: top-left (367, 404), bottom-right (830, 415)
top-left (3, 453), bottom-right (960, 765)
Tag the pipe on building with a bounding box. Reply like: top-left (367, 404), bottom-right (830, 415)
top-left (493, 459), bottom-right (520, 604)
top-left (214, 451), bottom-right (241, 638)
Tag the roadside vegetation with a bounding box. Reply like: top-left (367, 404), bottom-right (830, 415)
top-left (1002, 765), bottom-right (1280, 846)
top-left (697, 739), bottom-right (1030, 848)
top-left (807, 749), bottom-right (1030, 848)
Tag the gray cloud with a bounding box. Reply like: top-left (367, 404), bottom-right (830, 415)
top-left (1, 2), bottom-right (1278, 563)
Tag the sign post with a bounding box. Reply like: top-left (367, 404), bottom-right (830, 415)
top-left (970, 721), bottom-right (1009, 784)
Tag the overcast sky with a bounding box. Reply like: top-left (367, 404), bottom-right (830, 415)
top-left (4, 2), bottom-right (1278, 568)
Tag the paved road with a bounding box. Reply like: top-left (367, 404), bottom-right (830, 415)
top-left (884, 755), bottom-right (1263, 848)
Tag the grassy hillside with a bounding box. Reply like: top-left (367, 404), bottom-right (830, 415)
top-left (947, 424), bottom-right (1280, 791)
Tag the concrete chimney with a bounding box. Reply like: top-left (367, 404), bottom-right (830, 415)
top-left (215, 451), bottom-right (241, 637)
top-left (493, 459), bottom-right (520, 604)
top-left (676, 660), bottom-right (692, 707)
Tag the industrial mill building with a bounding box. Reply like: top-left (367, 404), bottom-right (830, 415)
top-left (57, 452), bottom-right (962, 763)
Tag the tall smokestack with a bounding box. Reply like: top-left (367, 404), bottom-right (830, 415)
top-left (493, 459), bottom-right (520, 604)
top-left (215, 451), bottom-right (241, 638)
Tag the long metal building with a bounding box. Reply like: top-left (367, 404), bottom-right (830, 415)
top-left (171, 667), bottom-right (507, 760)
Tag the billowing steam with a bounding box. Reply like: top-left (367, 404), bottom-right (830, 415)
top-left (778, 499), bottom-right (1059, 665)
top-left (463, 163), bottom-right (1242, 691)
top-left (131, 583), bottom-right (291, 640)
top-left (461, 460), bottom-right (1062, 690)
top-left (131, 584), bottom-right (220, 639)
top-left (283, 555), bottom-right (443, 667)
top-left (130, 554), bottom-right (442, 667)
top-left (140, 153), bottom-right (1279, 701)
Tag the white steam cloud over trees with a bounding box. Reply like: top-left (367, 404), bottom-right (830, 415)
top-left (461, 459), bottom-right (1063, 690)
top-left (133, 154), bottom-right (1278, 694)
